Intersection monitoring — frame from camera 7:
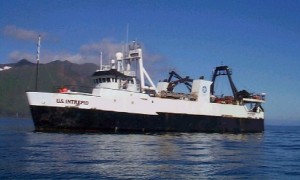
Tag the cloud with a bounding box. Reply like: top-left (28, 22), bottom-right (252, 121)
top-left (7, 38), bottom-right (171, 81)
top-left (2, 25), bottom-right (46, 42)
top-left (9, 51), bottom-right (35, 62)
top-left (142, 49), bottom-right (173, 81)
top-left (79, 38), bottom-right (124, 61)
top-left (8, 50), bottom-right (76, 63)
top-left (31, 39), bottom-right (124, 64)
top-left (3, 25), bottom-right (169, 75)
top-left (52, 39), bottom-right (125, 64)
top-left (7, 39), bottom-right (122, 63)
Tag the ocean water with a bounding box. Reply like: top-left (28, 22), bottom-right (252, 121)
top-left (0, 118), bottom-right (299, 179)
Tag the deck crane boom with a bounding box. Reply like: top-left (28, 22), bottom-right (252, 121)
top-left (167, 71), bottom-right (193, 92)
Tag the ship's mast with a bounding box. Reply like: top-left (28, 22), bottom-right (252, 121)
top-left (35, 35), bottom-right (41, 91)
top-left (127, 41), bottom-right (156, 93)
top-left (99, 51), bottom-right (102, 71)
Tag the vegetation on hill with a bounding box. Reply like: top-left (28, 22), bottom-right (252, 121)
top-left (0, 59), bottom-right (98, 118)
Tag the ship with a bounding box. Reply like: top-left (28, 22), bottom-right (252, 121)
top-left (26, 41), bottom-right (266, 133)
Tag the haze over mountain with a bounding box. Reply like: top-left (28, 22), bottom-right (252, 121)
top-left (0, 59), bottom-right (98, 117)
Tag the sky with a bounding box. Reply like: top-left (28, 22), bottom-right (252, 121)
top-left (1, 0), bottom-right (300, 125)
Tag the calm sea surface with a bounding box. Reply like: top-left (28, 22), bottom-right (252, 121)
top-left (0, 118), bottom-right (299, 179)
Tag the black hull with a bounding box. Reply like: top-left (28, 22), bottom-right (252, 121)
top-left (29, 106), bottom-right (264, 133)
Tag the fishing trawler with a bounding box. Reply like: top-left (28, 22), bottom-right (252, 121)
top-left (26, 41), bottom-right (266, 133)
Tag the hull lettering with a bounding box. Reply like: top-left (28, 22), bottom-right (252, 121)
top-left (56, 99), bottom-right (89, 105)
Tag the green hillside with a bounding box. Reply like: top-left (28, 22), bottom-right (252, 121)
top-left (0, 60), bottom-right (98, 117)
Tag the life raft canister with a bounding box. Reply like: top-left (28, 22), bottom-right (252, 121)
top-left (59, 87), bottom-right (68, 93)
top-left (62, 87), bottom-right (68, 92)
